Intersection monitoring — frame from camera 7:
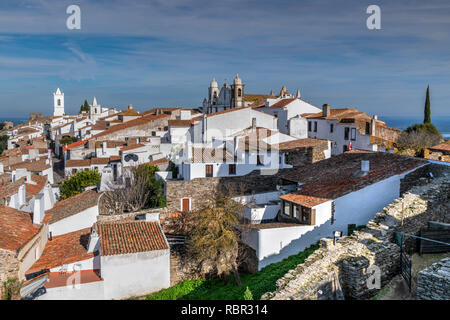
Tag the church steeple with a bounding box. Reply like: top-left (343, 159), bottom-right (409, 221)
top-left (53, 88), bottom-right (64, 117)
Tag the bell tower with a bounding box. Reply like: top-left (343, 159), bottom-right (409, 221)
top-left (53, 88), bottom-right (65, 117)
top-left (233, 74), bottom-right (244, 108)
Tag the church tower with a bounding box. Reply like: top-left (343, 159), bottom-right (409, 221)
top-left (53, 88), bottom-right (65, 117)
top-left (208, 78), bottom-right (220, 106)
top-left (89, 97), bottom-right (102, 120)
top-left (232, 74), bottom-right (244, 108)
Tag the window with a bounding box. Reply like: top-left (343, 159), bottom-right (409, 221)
top-left (308, 121), bottom-right (312, 132)
top-left (331, 201), bottom-right (335, 224)
top-left (205, 164), bottom-right (213, 177)
top-left (365, 122), bottom-right (370, 135)
top-left (238, 88), bottom-right (242, 97)
top-left (344, 127), bottom-right (350, 140)
top-left (228, 164), bottom-right (236, 175)
top-left (351, 128), bottom-right (356, 141)
top-left (257, 155), bottom-right (264, 166)
top-left (314, 122), bottom-right (317, 132)
top-left (57, 99), bottom-right (61, 106)
top-left (330, 123), bottom-right (334, 133)
top-left (282, 201), bottom-right (290, 216)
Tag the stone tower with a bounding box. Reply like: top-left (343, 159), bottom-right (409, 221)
top-left (233, 74), bottom-right (244, 108)
top-left (208, 78), bottom-right (220, 106)
top-left (53, 88), bottom-right (65, 117)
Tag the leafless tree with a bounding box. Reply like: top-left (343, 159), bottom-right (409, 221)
top-left (397, 130), bottom-right (441, 152)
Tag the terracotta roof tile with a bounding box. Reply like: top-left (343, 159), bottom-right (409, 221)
top-left (0, 206), bottom-right (41, 253)
top-left (27, 228), bottom-right (94, 274)
top-left (95, 221), bottom-right (168, 256)
top-left (269, 98), bottom-right (296, 109)
top-left (120, 143), bottom-right (145, 152)
top-left (280, 152), bottom-right (426, 208)
top-left (430, 142), bottom-right (450, 152)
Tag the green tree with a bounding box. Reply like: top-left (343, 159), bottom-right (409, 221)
top-left (0, 135), bottom-right (8, 156)
top-left (79, 100), bottom-right (90, 114)
top-left (424, 85), bottom-right (431, 124)
top-left (186, 187), bottom-right (246, 286)
top-left (243, 286), bottom-right (253, 300)
top-left (60, 136), bottom-right (78, 146)
top-left (59, 170), bottom-right (101, 200)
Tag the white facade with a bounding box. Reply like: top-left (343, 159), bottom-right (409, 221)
top-left (241, 165), bottom-right (425, 270)
top-left (53, 88), bottom-right (65, 117)
top-left (49, 205), bottom-right (99, 236)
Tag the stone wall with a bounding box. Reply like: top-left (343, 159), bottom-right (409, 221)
top-left (0, 249), bottom-right (19, 299)
top-left (284, 141), bottom-right (329, 167)
top-left (416, 257), bottom-right (450, 300)
top-left (262, 166), bottom-right (450, 300)
top-left (164, 168), bottom-right (292, 212)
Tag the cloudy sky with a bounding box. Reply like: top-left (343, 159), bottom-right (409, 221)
top-left (0, 0), bottom-right (449, 118)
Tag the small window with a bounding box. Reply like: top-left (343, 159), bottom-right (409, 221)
top-left (238, 88), bottom-right (242, 97)
top-left (330, 123), bottom-right (334, 133)
top-left (308, 121), bottom-right (312, 132)
top-left (351, 128), bottom-right (356, 141)
top-left (344, 127), bottom-right (350, 140)
top-left (365, 122), bottom-right (370, 135)
top-left (57, 99), bottom-right (61, 106)
top-left (314, 122), bottom-right (317, 132)
top-left (228, 164), bottom-right (236, 175)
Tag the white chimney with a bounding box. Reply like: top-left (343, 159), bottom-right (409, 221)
top-left (32, 194), bottom-right (45, 225)
top-left (145, 212), bottom-right (160, 222)
top-left (322, 104), bottom-right (330, 117)
top-left (102, 141), bottom-right (107, 155)
top-left (361, 160), bottom-right (370, 172)
top-left (87, 229), bottom-right (100, 253)
top-left (0, 163), bottom-right (3, 173)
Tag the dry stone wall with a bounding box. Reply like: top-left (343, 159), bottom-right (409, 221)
top-left (416, 257), bottom-right (450, 300)
top-left (0, 249), bottom-right (19, 299)
top-left (262, 166), bottom-right (450, 300)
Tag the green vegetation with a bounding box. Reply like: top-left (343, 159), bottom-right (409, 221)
top-left (2, 279), bottom-right (21, 300)
top-left (59, 170), bottom-right (101, 200)
top-left (146, 242), bottom-right (319, 300)
top-left (396, 86), bottom-right (443, 155)
top-left (135, 163), bottom-right (165, 208)
top-left (59, 136), bottom-right (78, 146)
top-left (243, 286), bottom-right (253, 300)
top-left (424, 85), bottom-right (431, 124)
top-left (79, 100), bottom-right (90, 114)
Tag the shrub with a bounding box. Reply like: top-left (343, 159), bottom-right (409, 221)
top-left (59, 169), bottom-right (101, 200)
top-left (243, 286), bottom-right (253, 300)
top-left (2, 279), bottom-right (21, 300)
top-left (397, 124), bottom-right (442, 155)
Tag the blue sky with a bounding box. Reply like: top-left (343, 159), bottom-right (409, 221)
top-left (0, 0), bottom-right (449, 118)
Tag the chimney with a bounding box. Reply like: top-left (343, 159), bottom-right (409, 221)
top-left (145, 212), bottom-right (160, 222)
top-left (128, 104), bottom-right (133, 110)
top-left (0, 163), bottom-right (3, 173)
top-left (32, 194), bottom-right (45, 225)
top-left (322, 104), bottom-right (330, 117)
top-left (102, 141), bottom-right (107, 154)
top-left (234, 136), bottom-right (239, 155)
top-left (361, 160), bottom-right (370, 172)
top-left (87, 228), bottom-right (100, 253)
top-left (370, 117), bottom-right (377, 136)
top-left (251, 117), bottom-right (257, 131)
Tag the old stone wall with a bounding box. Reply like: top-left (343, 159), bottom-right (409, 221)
top-left (262, 166), bottom-right (450, 300)
top-left (284, 141), bottom-right (329, 167)
top-left (0, 249), bottom-right (20, 299)
top-left (416, 257), bottom-right (450, 300)
top-left (165, 168), bottom-right (292, 212)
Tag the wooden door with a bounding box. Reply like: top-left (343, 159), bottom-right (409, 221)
top-left (205, 165), bottom-right (213, 177)
top-left (182, 198), bottom-right (190, 212)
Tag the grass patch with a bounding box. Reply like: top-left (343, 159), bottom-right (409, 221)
top-left (147, 242), bottom-right (320, 300)
top-left (369, 285), bottom-right (389, 300)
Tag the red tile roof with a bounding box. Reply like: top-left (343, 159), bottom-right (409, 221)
top-left (269, 98), bottom-right (296, 109)
top-left (27, 228), bottom-right (94, 274)
top-left (6, 158), bottom-right (51, 172)
top-left (95, 221), bottom-right (169, 256)
top-left (63, 140), bottom-right (87, 153)
top-left (44, 270), bottom-right (103, 289)
top-left (168, 120), bottom-right (193, 127)
top-left (276, 138), bottom-right (329, 151)
top-left (25, 175), bottom-right (48, 197)
top-left (91, 114), bottom-right (170, 140)
top-left (280, 152), bottom-right (426, 208)
top-left (0, 206), bottom-right (41, 253)
top-left (120, 143), bottom-right (145, 152)
top-left (430, 142), bottom-right (450, 152)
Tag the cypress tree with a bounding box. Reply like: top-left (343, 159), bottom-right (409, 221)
top-left (424, 85), bottom-right (431, 124)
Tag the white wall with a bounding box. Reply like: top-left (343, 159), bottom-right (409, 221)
top-left (101, 249), bottom-right (170, 299)
top-left (37, 279), bottom-right (105, 300)
top-left (242, 165), bottom-right (425, 270)
top-left (49, 206), bottom-right (99, 236)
